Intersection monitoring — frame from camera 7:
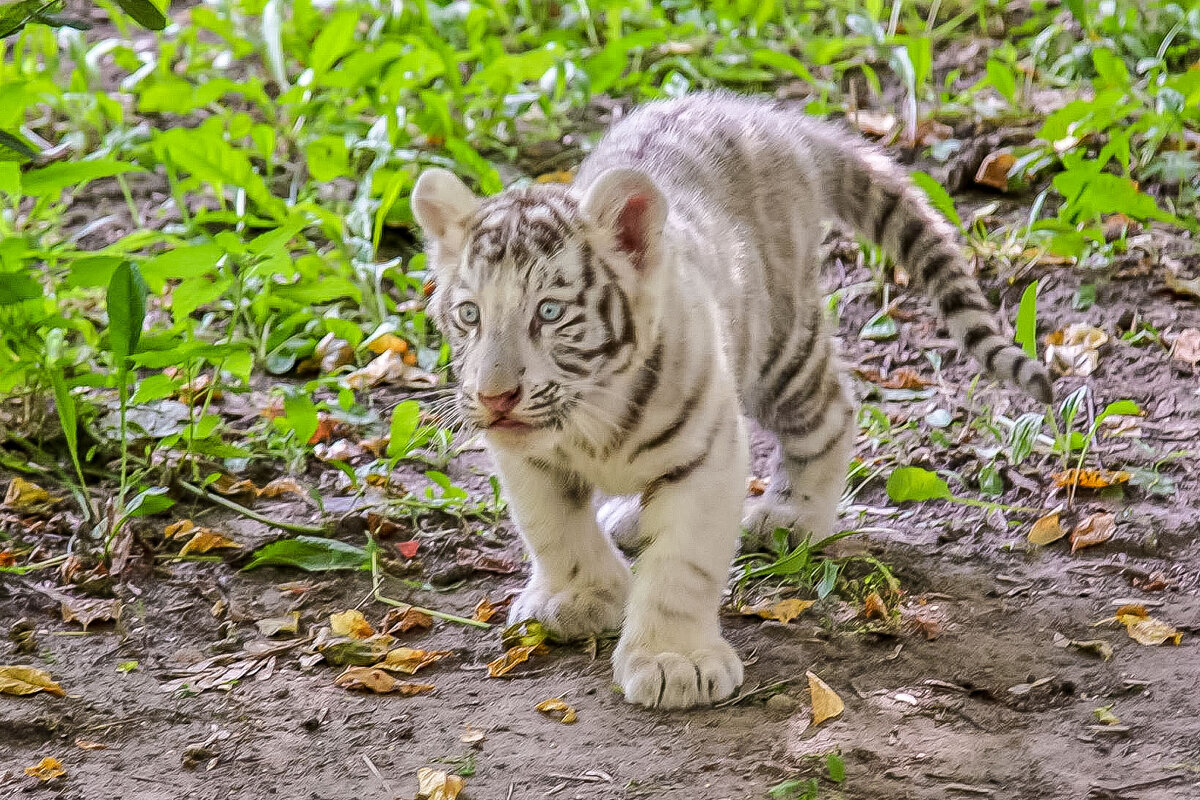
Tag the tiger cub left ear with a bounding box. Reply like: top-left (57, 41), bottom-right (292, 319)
top-left (581, 168), bottom-right (668, 272)
top-left (411, 168), bottom-right (479, 250)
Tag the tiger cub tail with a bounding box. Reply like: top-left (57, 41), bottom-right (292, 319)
top-left (806, 122), bottom-right (1053, 404)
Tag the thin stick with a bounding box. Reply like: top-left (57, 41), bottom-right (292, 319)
top-left (370, 547), bottom-right (490, 629)
top-left (175, 480), bottom-right (327, 535)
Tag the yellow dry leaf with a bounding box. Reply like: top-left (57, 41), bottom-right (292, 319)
top-left (164, 519), bottom-right (195, 539)
top-left (741, 598), bottom-right (815, 624)
top-left (975, 150), bottom-right (1017, 190)
top-left (849, 109), bottom-right (897, 137)
top-left (209, 474), bottom-right (259, 497)
top-left (1028, 513), bottom-right (1068, 545)
top-left (329, 609), bottom-right (375, 640)
top-left (179, 529), bottom-right (241, 556)
top-left (416, 768), bottom-right (464, 800)
top-left (24, 756), bottom-right (65, 782)
top-left (1093, 705), bottom-right (1120, 725)
top-left (74, 740), bottom-right (107, 750)
top-left (1070, 512), bottom-right (1116, 553)
top-left (862, 592), bottom-right (888, 619)
top-left (256, 612), bottom-right (300, 637)
top-left (1051, 469), bottom-right (1131, 489)
top-left (343, 349), bottom-right (438, 390)
top-left (460, 727), bottom-right (486, 745)
top-left (3, 477), bottom-right (60, 513)
top-left (0, 665), bottom-right (66, 697)
top-left (259, 477), bottom-right (307, 499)
top-left (375, 647), bottom-right (452, 675)
top-left (472, 597), bottom-right (508, 624)
top-left (1044, 324), bottom-right (1108, 377)
top-left (333, 666), bottom-right (436, 696)
top-left (366, 333), bottom-right (410, 355)
top-left (535, 697), bottom-right (578, 724)
top-left (535, 169), bottom-right (575, 184)
top-left (487, 644), bottom-right (545, 678)
top-left (806, 670), bottom-right (844, 726)
top-left (1114, 604), bottom-right (1183, 646)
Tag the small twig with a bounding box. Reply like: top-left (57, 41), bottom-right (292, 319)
top-left (176, 479), bottom-right (327, 535)
top-left (370, 546), bottom-right (490, 629)
top-left (362, 754), bottom-right (399, 800)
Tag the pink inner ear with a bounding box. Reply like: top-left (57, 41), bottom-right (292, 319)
top-left (615, 194), bottom-right (651, 267)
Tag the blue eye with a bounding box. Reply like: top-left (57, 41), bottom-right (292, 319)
top-left (456, 302), bottom-right (480, 326)
top-left (538, 300), bottom-right (565, 323)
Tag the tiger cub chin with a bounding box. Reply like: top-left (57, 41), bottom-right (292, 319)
top-left (411, 91), bottom-right (1051, 710)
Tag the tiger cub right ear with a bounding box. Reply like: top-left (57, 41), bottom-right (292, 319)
top-left (580, 168), bottom-right (667, 273)
top-left (411, 168), bottom-right (479, 248)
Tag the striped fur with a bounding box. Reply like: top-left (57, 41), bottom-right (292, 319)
top-left (412, 91), bottom-right (1052, 710)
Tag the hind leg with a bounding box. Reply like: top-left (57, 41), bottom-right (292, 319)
top-left (596, 495), bottom-right (646, 553)
top-left (742, 337), bottom-right (856, 550)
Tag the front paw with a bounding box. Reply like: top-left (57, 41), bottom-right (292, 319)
top-left (613, 637), bottom-right (743, 709)
top-left (509, 571), bottom-right (630, 640)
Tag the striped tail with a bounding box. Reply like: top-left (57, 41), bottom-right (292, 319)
top-left (808, 124), bottom-right (1053, 404)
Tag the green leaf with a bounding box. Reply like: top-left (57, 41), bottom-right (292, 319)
top-left (986, 59), bottom-right (1017, 105)
top-left (0, 271), bottom-right (41, 305)
top-left (0, 0), bottom-right (43, 38)
top-left (112, 0), bottom-right (167, 31)
top-left (885, 466), bottom-right (952, 503)
top-left (22, 160), bottom-right (141, 198)
top-left (860, 310), bottom-right (898, 341)
top-left (751, 49), bottom-right (816, 84)
top-left (123, 486), bottom-right (175, 517)
top-left (826, 752), bottom-right (846, 783)
top-left (50, 368), bottom-right (84, 490)
top-left (387, 400), bottom-right (421, 460)
top-left (1015, 280), bottom-right (1039, 359)
top-left (0, 129), bottom-right (37, 163)
top-left (243, 536), bottom-right (368, 572)
top-left (911, 171), bottom-right (962, 231)
top-left (106, 261), bottom-right (148, 366)
top-left (281, 394), bottom-right (319, 447)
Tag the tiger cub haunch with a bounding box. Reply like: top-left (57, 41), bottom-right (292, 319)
top-left (412, 92), bottom-right (1051, 709)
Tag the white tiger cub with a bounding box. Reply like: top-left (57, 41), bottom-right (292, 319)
top-left (411, 92), bottom-right (1052, 709)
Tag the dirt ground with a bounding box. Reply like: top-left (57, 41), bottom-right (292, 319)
top-left (4, 225), bottom-right (1200, 799)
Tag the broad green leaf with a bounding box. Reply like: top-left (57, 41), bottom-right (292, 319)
top-left (885, 466), bottom-right (952, 503)
top-left (911, 171), bottom-right (962, 230)
top-left (123, 486), bottom-right (175, 517)
top-left (387, 400), bottom-right (421, 460)
top-left (281, 394), bottom-right (319, 447)
top-left (0, 271), bottom-right (41, 305)
top-left (309, 9), bottom-right (358, 77)
top-left (22, 160), bottom-right (141, 198)
top-left (106, 261), bottom-right (148, 366)
top-left (1015, 281), bottom-right (1039, 359)
top-left (0, 130), bottom-right (37, 163)
top-left (0, 0), bottom-right (43, 38)
top-left (243, 536), bottom-right (367, 572)
top-left (112, 0), bottom-right (167, 31)
top-left (986, 59), bottom-right (1017, 105)
top-left (751, 49), bottom-right (816, 83)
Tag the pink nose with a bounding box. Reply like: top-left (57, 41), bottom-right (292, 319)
top-left (478, 387), bottom-right (521, 414)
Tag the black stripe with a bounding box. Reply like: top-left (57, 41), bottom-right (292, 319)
top-left (629, 369), bottom-right (710, 462)
top-left (873, 190), bottom-right (900, 243)
top-left (527, 457), bottom-right (590, 509)
top-left (921, 250), bottom-right (956, 286)
top-left (940, 288), bottom-right (989, 316)
top-left (609, 336), bottom-right (665, 451)
top-left (962, 326), bottom-right (992, 352)
top-left (781, 406), bottom-right (855, 466)
top-left (773, 340), bottom-right (832, 422)
top-left (777, 375), bottom-right (844, 438)
top-left (641, 415), bottom-right (725, 506)
top-left (764, 305), bottom-right (822, 405)
top-left (981, 342), bottom-right (1006, 373)
top-left (898, 219), bottom-right (926, 264)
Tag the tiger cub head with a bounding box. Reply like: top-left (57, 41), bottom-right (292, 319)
top-left (412, 167), bottom-right (668, 446)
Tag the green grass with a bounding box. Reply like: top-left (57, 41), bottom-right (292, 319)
top-left (0, 0), bottom-right (1197, 574)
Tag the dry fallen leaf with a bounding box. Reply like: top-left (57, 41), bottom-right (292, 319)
top-left (806, 670), bottom-right (844, 726)
top-left (74, 739), bottom-right (108, 751)
top-left (460, 727), bottom-right (486, 745)
top-left (1113, 604), bottom-right (1183, 646)
top-left (416, 767), bottom-right (464, 800)
top-left (1028, 512), bottom-right (1068, 545)
top-left (487, 644), bottom-right (546, 678)
top-left (862, 592), bottom-right (888, 620)
top-left (1093, 705), bottom-right (1120, 725)
top-left (1171, 328), bottom-right (1200, 366)
top-left (535, 169), bottom-right (575, 184)
top-left (975, 150), bottom-right (1017, 190)
top-left (380, 606), bottom-right (434, 635)
top-left (849, 109), bottom-right (897, 137)
top-left (740, 598), bottom-right (815, 624)
top-left (259, 477), bottom-right (307, 500)
top-left (747, 476), bottom-right (769, 496)
top-left (60, 597), bottom-right (120, 631)
top-left (0, 665), bottom-right (66, 697)
top-left (343, 349), bottom-right (438, 390)
top-left (1070, 512), bottom-right (1116, 552)
top-left (1044, 324), bottom-right (1108, 377)
top-left (3, 477), bottom-right (61, 514)
top-left (256, 612), bottom-right (300, 637)
top-left (1051, 469), bottom-right (1131, 489)
top-left (179, 529), bottom-right (241, 556)
top-left (456, 548), bottom-right (519, 575)
top-left (1053, 634), bottom-right (1114, 661)
top-left (209, 474), bottom-right (259, 497)
top-left (375, 647), bottom-right (452, 675)
top-left (1163, 270), bottom-right (1200, 301)
top-left (24, 756), bottom-right (65, 781)
top-left (535, 697), bottom-right (578, 724)
top-left (164, 519), bottom-right (195, 539)
top-left (472, 596), bottom-right (511, 624)
top-left (330, 610), bottom-right (375, 640)
top-left (367, 333), bottom-right (410, 355)
top-left (333, 666), bottom-right (435, 695)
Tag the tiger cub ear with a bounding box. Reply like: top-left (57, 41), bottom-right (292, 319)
top-left (580, 168), bottom-right (667, 272)
top-left (411, 168), bottom-right (479, 249)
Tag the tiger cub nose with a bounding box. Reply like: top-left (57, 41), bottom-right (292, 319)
top-left (478, 387), bottom-right (522, 414)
